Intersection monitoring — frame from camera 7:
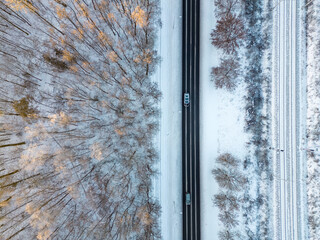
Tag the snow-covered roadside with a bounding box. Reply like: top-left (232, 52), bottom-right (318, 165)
top-left (297, 0), bottom-right (309, 239)
top-left (152, 0), bottom-right (183, 239)
top-left (200, 0), bottom-right (248, 239)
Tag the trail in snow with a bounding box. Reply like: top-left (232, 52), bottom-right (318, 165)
top-left (272, 0), bottom-right (308, 239)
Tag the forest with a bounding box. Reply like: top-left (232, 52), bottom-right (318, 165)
top-left (0, 0), bottom-right (161, 239)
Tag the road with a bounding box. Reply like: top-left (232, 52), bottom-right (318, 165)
top-left (272, 0), bottom-right (307, 239)
top-left (182, 0), bottom-right (200, 239)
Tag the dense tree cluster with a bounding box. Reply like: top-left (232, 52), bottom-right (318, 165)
top-left (210, 0), bottom-right (244, 91)
top-left (212, 153), bottom-right (246, 239)
top-left (0, 0), bottom-right (161, 239)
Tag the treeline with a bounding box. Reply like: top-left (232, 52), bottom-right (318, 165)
top-left (0, 0), bottom-right (161, 239)
top-left (210, 0), bottom-right (245, 91)
top-left (212, 153), bottom-right (247, 239)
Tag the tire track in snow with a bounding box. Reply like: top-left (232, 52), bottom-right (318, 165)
top-left (272, 0), bottom-right (306, 239)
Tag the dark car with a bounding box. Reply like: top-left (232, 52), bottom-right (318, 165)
top-left (184, 93), bottom-right (190, 107)
top-left (186, 193), bottom-right (191, 205)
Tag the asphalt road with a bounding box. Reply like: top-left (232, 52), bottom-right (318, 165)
top-left (182, 0), bottom-right (200, 239)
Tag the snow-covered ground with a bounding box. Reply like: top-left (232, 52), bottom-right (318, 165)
top-left (271, 0), bottom-right (308, 239)
top-left (200, 0), bottom-right (248, 239)
top-left (154, 0), bottom-right (183, 239)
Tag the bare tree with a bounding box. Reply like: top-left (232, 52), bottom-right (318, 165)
top-left (210, 13), bottom-right (245, 54)
top-left (214, 0), bottom-right (240, 18)
top-left (218, 210), bottom-right (239, 228)
top-left (216, 153), bottom-right (240, 167)
top-left (218, 229), bottom-right (241, 240)
top-left (212, 167), bottom-right (246, 191)
top-left (213, 152), bottom-right (246, 235)
top-left (213, 191), bottom-right (240, 211)
top-left (211, 57), bottom-right (240, 90)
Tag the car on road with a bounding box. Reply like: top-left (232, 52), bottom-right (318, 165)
top-left (186, 193), bottom-right (191, 205)
top-left (184, 93), bottom-right (190, 107)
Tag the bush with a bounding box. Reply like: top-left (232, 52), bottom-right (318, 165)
top-left (216, 153), bottom-right (240, 167)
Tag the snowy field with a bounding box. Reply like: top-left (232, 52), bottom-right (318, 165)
top-left (199, 0), bottom-right (248, 239)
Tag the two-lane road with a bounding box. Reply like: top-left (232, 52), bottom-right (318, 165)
top-left (182, 0), bottom-right (200, 239)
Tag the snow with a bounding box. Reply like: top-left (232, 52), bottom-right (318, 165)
top-left (306, 0), bottom-right (320, 238)
top-left (270, 0), bottom-right (308, 238)
top-left (200, 0), bottom-right (248, 239)
top-left (154, 0), bottom-right (183, 239)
